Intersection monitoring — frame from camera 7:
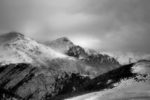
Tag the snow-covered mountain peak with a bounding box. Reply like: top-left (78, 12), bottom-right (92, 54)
top-left (0, 32), bottom-right (25, 45)
top-left (0, 32), bottom-right (68, 65)
top-left (45, 37), bottom-right (74, 53)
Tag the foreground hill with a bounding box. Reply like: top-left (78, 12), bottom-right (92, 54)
top-left (0, 63), bottom-right (90, 100)
top-left (66, 60), bottom-right (150, 100)
top-left (1, 59), bottom-right (150, 100)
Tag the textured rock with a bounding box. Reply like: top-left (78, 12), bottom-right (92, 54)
top-left (46, 37), bottom-right (120, 76)
top-left (66, 45), bottom-right (120, 76)
top-left (0, 63), bottom-right (90, 100)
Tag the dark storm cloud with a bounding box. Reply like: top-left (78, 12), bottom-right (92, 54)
top-left (0, 0), bottom-right (150, 53)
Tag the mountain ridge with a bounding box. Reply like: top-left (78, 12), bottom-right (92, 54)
top-left (0, 32), bottom-right (68, 66)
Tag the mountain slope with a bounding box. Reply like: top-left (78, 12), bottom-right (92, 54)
top-left (0, 63), bottom-right (90, 100)
top-left (0, 32), bottom-right (67, 66)
top-left (66, 45), bottom-right (120, 76)
top-left (0, 32), bottom-right (120, 77)
top-left (44, 36), bottom-right (120, 76)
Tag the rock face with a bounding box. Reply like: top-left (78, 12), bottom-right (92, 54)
top-left (47, 37), bottom-right (120, 76)
top-left (66, 46), bottom-right (87, 59)
top-left (66, 45), bottom-right (120, 76)
top-left (0, 63), bottom-right (90, 100)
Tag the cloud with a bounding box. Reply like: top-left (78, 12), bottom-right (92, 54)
top-left (0, 0), bottom-right (150, 53)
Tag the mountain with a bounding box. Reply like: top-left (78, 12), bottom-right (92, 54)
top-left (45, 37), bottom-right (74, 53)
top-left (0, 32), bottom-right (149, 100)
top-left (0, 32), bottom-right (101, 77)
top-left (66, 60), bottom-right (150, 100)
top-left (66, 45), bottom-right (120, 76)
top-left (0, 32), bottom-right (67, 66)
top-left (0, 32), bottom-right (120, 76)
top-left (0, 32), bottom-right (123, 100)
top-left (45, 37), bottom-right (120, 76)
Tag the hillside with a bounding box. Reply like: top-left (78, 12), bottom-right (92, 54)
top-left (0, 63), bottom-right (90, 100)
top-left (66, 60), bottom-right (150, 100)
top-left (1, 60), bottom-right (150, 100)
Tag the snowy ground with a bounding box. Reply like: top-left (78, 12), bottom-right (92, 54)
top-left (66, 79), bottom-right (150, 100)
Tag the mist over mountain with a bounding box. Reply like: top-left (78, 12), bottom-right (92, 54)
top-left (0, 32), bottom-right (120, 76)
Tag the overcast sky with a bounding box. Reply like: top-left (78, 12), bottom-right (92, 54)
top-left (0, 0), bottom-right (150, 53)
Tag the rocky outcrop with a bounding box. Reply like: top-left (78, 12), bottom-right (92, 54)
top-left (66, 45), bottom-right (120, 76)
top-left (66, 46), bottom-right (87, 59)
